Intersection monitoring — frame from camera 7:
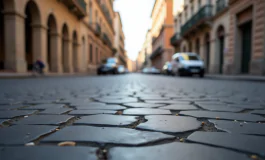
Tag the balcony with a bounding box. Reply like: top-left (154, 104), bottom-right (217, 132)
top-left (61, 0), bottom-right (87, 18)
top-left (216, 0), bottom-right (227, 14)
top-left (95, 23), bottom-right (101, 36)
top-left (150, 47), bottom-right (163, 60)
top-left (181, 5), bottom-right (212, 37)
top-left (170, 33), bottom-right (181, 46)
top-left (101, 4), bottom-right (113, 26)
top-left (103, 33), bottom-right (112, 48)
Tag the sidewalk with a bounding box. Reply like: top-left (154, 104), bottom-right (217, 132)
top-left (206, 74), bottom-right (265, 82)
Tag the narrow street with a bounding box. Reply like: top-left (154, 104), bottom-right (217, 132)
top-left (0, 74), bottom-right (265, 159)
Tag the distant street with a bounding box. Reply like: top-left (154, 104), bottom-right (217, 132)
top-left (0, 74), bottom-right (265, 160)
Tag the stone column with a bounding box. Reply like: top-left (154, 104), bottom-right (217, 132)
top-left (4, 12), bottom-right (27, 72)
top-left (32, 24), bottom-right (48, 72)
top-left (50, 32), bottom-right (62, 73)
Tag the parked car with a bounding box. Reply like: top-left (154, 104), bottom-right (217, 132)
top-left (117, 65), bottom-right (125, 74)
top-left (171, 52), bottom-right (205, 77)
top-left (162, 62), bottom-right (174, 75)
top-left (142, 67), bottom-right (160, 74)
top-left (97, 58), bottom-right (118, 75)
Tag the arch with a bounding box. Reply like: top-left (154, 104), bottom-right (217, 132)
top-left (72, 30), bottom-right (78, 72)
top-left (62, 23), bottom-right (70, 72)
top-left (196, 38), bottom-right (200, 55)
top-left (25, 0), bottom-right (41, 71)
top-left (82, 36), bottom-right (86, 71)
top-left (216, 25), bottom-right (225, 73)
top-left (0, 0), bottom-right (4, 70)
top-left (47, 14), bottom-right (57, 72)
top-left (204, 33), bottom-right (210, 72)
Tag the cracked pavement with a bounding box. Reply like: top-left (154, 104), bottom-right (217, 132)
top-left (0, 74), bottom-right (265, 160)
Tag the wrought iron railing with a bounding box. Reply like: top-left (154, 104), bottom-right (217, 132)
top-left (181, 5), bottom-right (212, 35)
top-left (170, 33), bottom-right (181, 46)
top-left (216, 0), bottom-right (227, 14)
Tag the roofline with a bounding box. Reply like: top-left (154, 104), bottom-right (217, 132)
top-left (150, 0), bottom-right (158, 17)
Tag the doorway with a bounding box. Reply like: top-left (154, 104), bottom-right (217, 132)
top-left (217, 25), bottom-right (225, 73)
top-left (205, 33), bottom-right (210, 72)
top-left (240, 22), bottom-right (252, 73)
top-left (0, 1), bottom-right (4, 70)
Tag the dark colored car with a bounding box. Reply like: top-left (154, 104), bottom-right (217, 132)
top-left (97, 58), bottom-right (118, 75)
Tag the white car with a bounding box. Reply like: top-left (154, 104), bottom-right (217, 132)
top-left (171, 52), bottom-right (205, 77)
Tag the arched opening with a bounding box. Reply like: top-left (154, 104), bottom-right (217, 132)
top-left (196, 38), bottom-right (200, 55)
top-left (82, 36), bottom-right (86, 70)
top-left (47, 14), bottom-right (57, 72)
top-left (217, 25), bottom-right (225, 73)
top-left (25, 0), bottom-right (41, 71)
top-left (183, 45), bottom-right (187, 52)
top-left (72, 31), bottom-right (78, 72)
top-left (0, 1), bottom-right (4, 70)
top-left (205, 33), bottom-right (210, 72)
top-left (62, 24), bottom-right (69, 72)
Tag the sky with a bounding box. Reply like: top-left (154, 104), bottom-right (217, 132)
top-left (114, 0), bottom-right (155, 61)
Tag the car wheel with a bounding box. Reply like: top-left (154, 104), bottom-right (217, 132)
top-left (199, 73), bottom-right (204, 78)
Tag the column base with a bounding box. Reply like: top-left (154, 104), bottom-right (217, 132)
top-left (5, 59), bottom-right (27, 73)
top-left (250, 59), bottom-right (265, 75)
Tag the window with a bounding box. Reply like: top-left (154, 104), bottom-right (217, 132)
top-left (89, 44), bottom-right (93, 62)
top-left (89, 5), bottom-right (92, 24)
top-left (198, 0), bottom-right (201, 8)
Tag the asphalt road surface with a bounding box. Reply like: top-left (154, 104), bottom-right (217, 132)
top-left (0, 74), bottom-right (265, 160)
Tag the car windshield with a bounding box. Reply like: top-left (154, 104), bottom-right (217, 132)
top-left (107, 58), bottom-right (116, 64)
top-left (180, 54), bottom-right (200, 61)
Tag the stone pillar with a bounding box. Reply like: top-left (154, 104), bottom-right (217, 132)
top-left (50, 33), bottom-right (62, 73)
top-left (63, 39), bottom-right (73, 73)
top-left (32, 24), bottom-right (48, 72)
top-left (4, 12), bottom-right (27, 72)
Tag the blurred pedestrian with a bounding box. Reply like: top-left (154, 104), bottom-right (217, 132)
top-left (33, 59), bottom-right (45, 75)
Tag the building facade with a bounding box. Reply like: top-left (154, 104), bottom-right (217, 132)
top-left (114, 12), bottom-right (127, 67)
top-left (0, 0), bottom-right (118, 73)
top-left (171, 0), bottom-right (265, 75)
top-left (150, 0), bottom-right (174, 70)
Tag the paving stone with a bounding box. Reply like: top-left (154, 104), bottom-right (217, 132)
top-left (0, 146), bottom-right (97, 160)
top-left (196, 104), bottom-right (244, 112)
top-left (0, 105), bottom-right (26, 110)
top-left (20, 104), bottom-right (65, 110)
top-left (227, 104), bottom-right (265, 110)
top-left (137, 115), bottom-right (201, 133)
top-left (39, 108), bottom-right (73, 115)
top-left (179, 111), bottom-right (265, 122)
top-left (14, 115), bottom-right (74, 125)
top-left (0, 119), bottom-right (9, 125)
top-left (140, 97), bottom-right (171, 101)
top-left (123, 103), bottom-right (165, 108)
top-left (195, 101), bottom-right (228, 106)
top-left (108, 142), bottom-right (251, 160)
top-left (0, 100), bottom-right (21, 105)
top-left (145, 100), bottom-right (191, 104)
top-left (95, 98), bottom-right (138, 104)
top-left (187, 131), bottom-right (265, 156)
top-left (250, 110), bottom-right (265, 115)
top-left (74, 114), bottom-right (138, 126)
top-left (24, 100), bottom-right (58, 104)
top-left (41, 126), bottom-right (175, 145)
top-left (209, 120), bottom-right (265, 135)
top-left (69, 110), bottom-right (116, 115)
top-left (0, 125), bottom-right (57, 145)
top-left (71, 102), bottom-right (105, 106)
top-left (76, 105), bottom-right (126, 110)
top-left (123, 108), bottom-right (171, 115)
top-left (0, 110), bottom-right (37, 119)
top-left (159, 104), bottom-right (198, 110)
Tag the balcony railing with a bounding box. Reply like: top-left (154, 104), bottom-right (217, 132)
top-left (150, 47), bottom-right (163, 60)
top-left (95, 23), bottom-right (101, 36)
top-left (62, 0), bottom-right (87, 18)
top-left (170, 33), bottom-right (181, 46)
top-left (181, 5), bottom-right (212, 36)
top-left (216, 0), bottom-right (227, 14)
top-left (101, 4), bottom-right (113, 26)
top-left (103, 33), bottom-right (112, 48)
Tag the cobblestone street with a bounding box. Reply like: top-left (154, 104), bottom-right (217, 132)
top-left (0, 74), bottom-right (265, 160)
